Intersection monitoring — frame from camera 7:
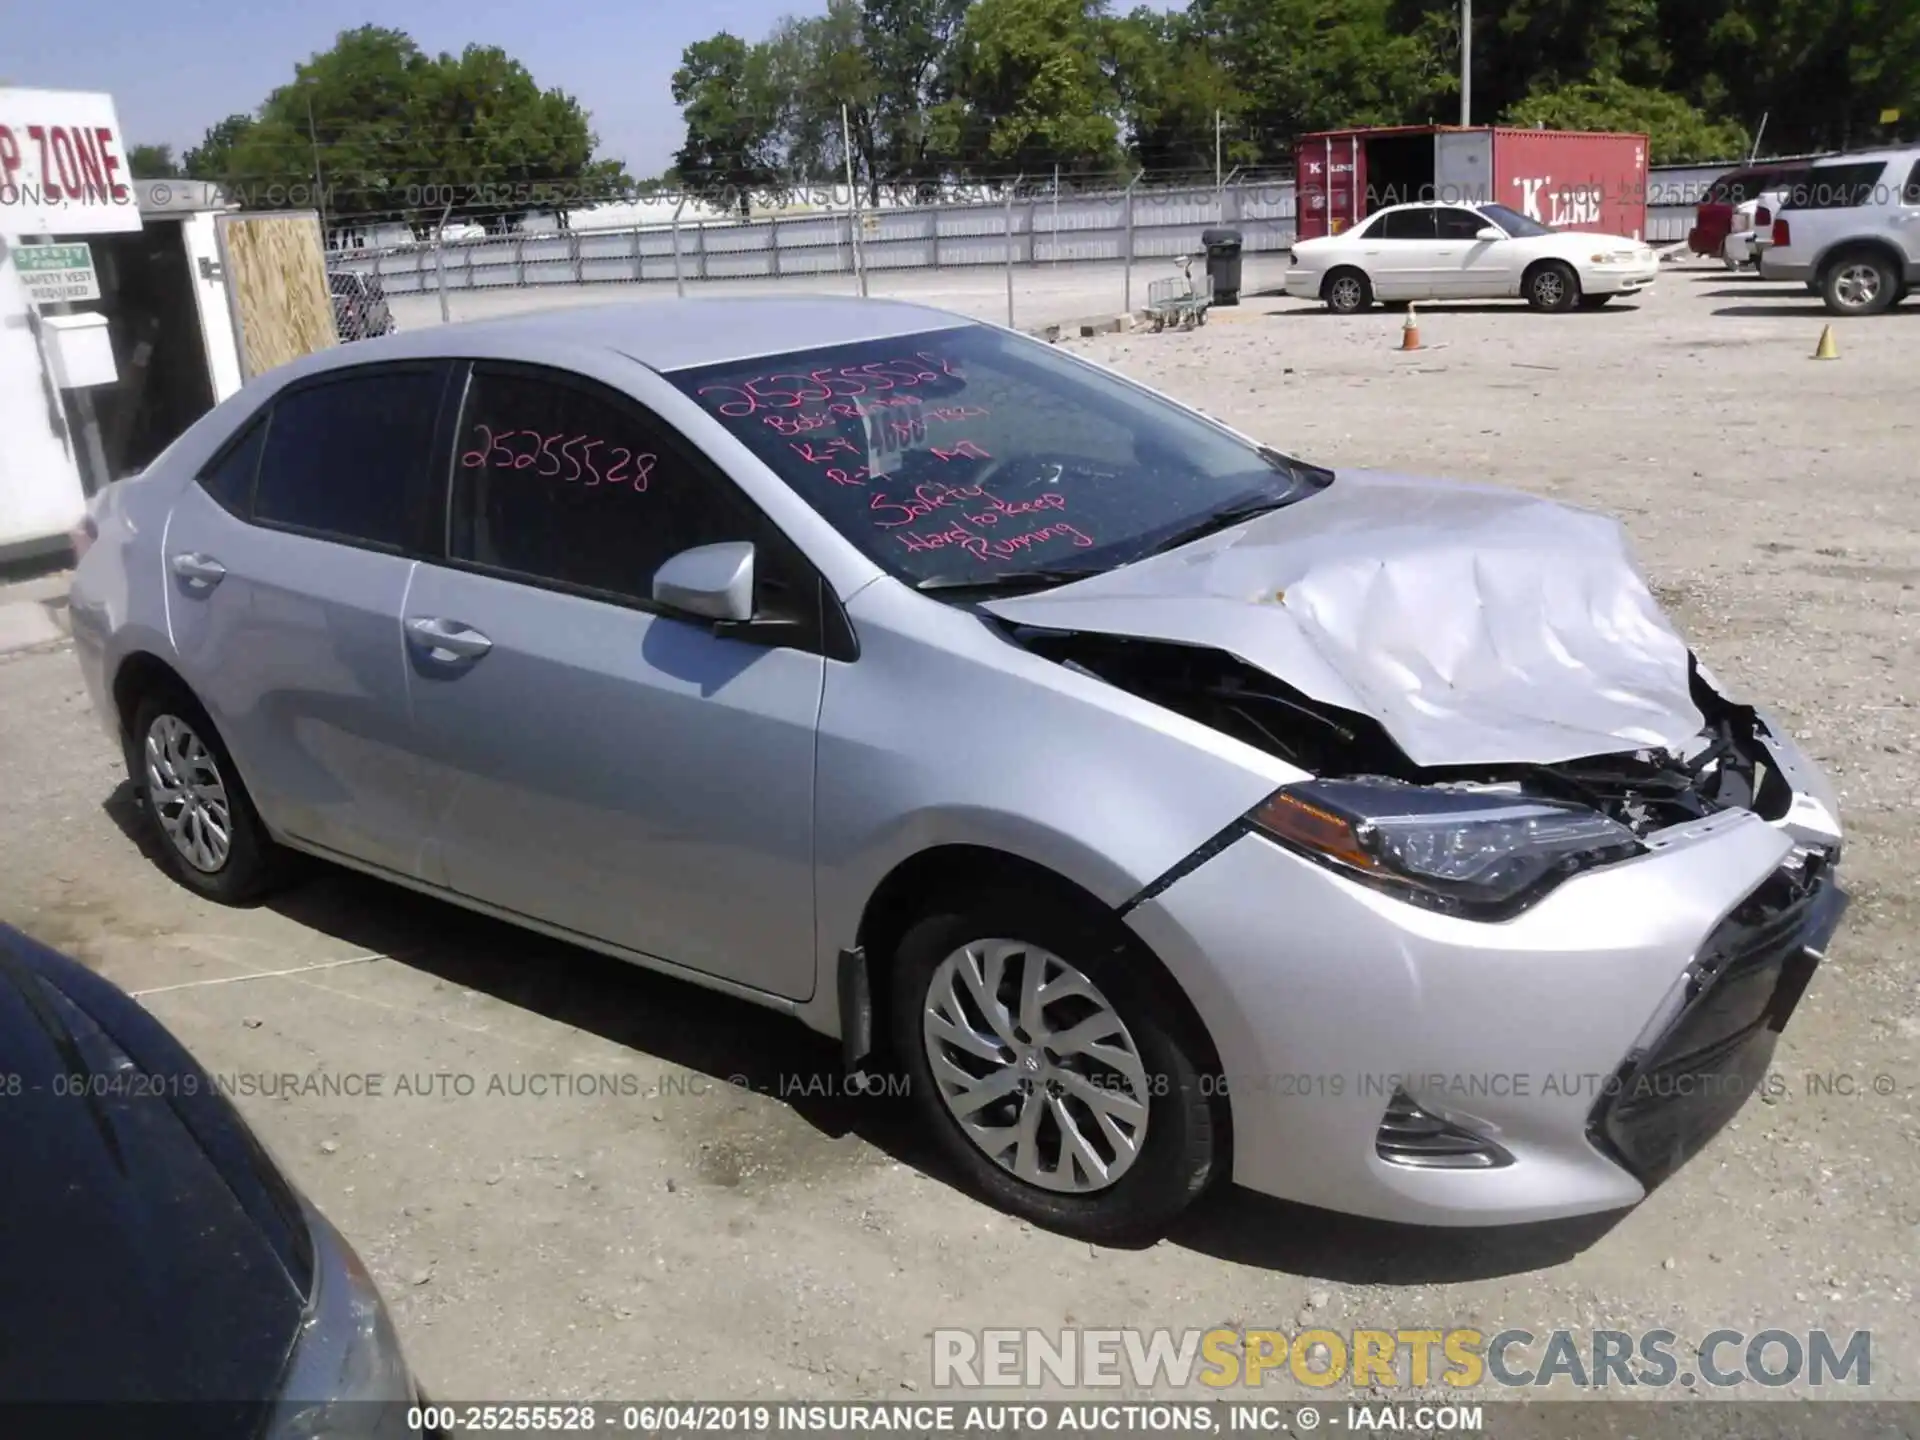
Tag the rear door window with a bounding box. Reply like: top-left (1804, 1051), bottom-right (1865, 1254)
top-left (253, 365), bottom-right (446, 551)
top-left (195, 415), bottom-right (267, 517)
top-left (1904, 159), bottom-right (1920, 205)
top-left (1785, 162), bottom-right (1889, 210)
top-left (1378, 208), bottom-right (1437, 240)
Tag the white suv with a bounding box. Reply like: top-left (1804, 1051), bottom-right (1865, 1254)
top-left (1760, 147), bottom-right (1920, 314)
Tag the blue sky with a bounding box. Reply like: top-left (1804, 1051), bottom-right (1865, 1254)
top-left (7, 0), bottom-right (847, 178)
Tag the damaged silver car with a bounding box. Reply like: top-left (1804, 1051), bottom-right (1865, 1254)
top-left (69, 297), bottom-right (1847, 1243)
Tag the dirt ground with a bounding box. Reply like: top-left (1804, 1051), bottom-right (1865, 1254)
top-left (2, 262), bottom-right (1916, 1414)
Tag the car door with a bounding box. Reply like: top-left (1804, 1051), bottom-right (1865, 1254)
top-left (403, 360), bottom-right (828, 1000)
top-left (1892, 157), bottom-right (1920, 273)
top-left (1361, 207), bottom-right (1447, 298)
top-left (162, 362), bottom-right (454, 877)
top-left (1436, 206), bottom-right (1509, 295)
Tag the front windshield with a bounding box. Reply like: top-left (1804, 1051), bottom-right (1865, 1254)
top-left (1480, 203), bottom-right (1555, 238)
top-left (669, 326), bottom-right (1330, 590)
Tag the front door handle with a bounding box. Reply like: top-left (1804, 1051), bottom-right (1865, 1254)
top-left (170, 552), bottom-right (227, 587)
top-left (405, 616), bottom-right (494, 662)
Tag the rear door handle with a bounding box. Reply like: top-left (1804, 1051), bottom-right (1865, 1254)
top-left (170, 552), bottom-right (226, 587)
top-left (405, 616), bottom-right (494, 662)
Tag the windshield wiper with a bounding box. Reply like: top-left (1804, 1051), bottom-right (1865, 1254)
top-left (1136, 489), bottom-right (1300, 560)
top-left (915, 566), bottom-right (1108, 597)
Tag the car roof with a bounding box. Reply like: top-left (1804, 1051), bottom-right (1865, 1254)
top-left (287, 295), bottom-right (975, 381)
top-left (1809, 147), bottom-right (1920, 166)
top-left (1363, 200), bottom-right (1491, 212)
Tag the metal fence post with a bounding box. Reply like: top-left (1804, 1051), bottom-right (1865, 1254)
top-left (696, 222), bottom-right (708, 281)
top-left (1123, 169), bottom-right (1144, 315)
top-left (672, 195), bottom-right (688, 297)
top-left (435, 199), bottom-right (453, 324)
top-left (630, 224), bottom-right (641, 282)
top-left (1052, 163), bottom-right (1061, 265)
top-left (1004, 174), bottom-right (1023, 328)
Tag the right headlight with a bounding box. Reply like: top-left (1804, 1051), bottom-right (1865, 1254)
top-left (1250, 776), bottom-right (1645, 919)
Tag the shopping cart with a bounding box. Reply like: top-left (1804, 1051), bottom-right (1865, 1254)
top-left (1144, 257), bottom-right (1213, 331)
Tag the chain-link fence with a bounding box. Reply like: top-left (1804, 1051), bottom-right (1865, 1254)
top-left (326, 268), bottom-right (400, 343)
top-left (323, 162), bottom-right (1730, 333)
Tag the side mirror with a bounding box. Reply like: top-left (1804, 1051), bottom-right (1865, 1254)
top-left (1475, 226), bottom-right (1506, 242)
top-left (652, 541), bottom-right (755, 623)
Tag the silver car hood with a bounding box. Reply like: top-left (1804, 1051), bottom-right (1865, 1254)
top-left (981, 470), bottom-right (1704, 769)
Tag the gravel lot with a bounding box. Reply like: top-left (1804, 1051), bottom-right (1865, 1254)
top-left (2, 263), bottom-right (1916, 1418)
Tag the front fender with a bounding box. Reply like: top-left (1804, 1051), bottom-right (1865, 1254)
top-left (798, 581), bottom-right (1293, 1037)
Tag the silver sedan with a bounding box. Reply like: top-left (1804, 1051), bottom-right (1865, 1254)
top-left (68, 297), bottom-right (1847, 1241)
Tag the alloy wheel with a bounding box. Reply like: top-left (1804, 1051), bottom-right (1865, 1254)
top-left (1533, 270), bottom-right (1568, 307)
top-left (922, 938), bottom-right (1151, 1194)
top-left (145, 713), bottom-right (233, 873)
top-left (1329, 276), bottom-right (1365, 312)
top-left (1833, 263), bottom-right (1882, 311)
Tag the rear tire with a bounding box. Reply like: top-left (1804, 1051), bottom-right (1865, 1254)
top-left (1526, 261), bottom-right (1581, 312)
top-left (130, 685), bottom-right (287, 904)
top-left (890, 889), bottom-right (1221, 1244)
top-left (1821, 251), bottom-right (1899, 316)
top-left (1323, 269), bottom-right (1373, 315)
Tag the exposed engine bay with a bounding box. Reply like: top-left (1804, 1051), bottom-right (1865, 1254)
top-left (1012, 628), bottom-right (1794, 839)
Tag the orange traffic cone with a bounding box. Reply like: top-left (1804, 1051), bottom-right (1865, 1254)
top-left (1812, 324), bottom-right (1839, 360)
top-left (1400, 303), bottom-right (1422, 352)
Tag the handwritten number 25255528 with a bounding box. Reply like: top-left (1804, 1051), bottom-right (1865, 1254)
top-left (459, 425), bottom-right (655, 492)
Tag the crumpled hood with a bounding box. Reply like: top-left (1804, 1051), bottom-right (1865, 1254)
top-left (982, 469), bottom-right (1705, 768)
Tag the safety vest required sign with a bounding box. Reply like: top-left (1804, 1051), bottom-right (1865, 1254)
top-left (11, 242), bottom-right (99, 303)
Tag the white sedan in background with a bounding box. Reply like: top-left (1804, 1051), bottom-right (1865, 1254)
top-left (1285, 201), bottom-right (1659, 314)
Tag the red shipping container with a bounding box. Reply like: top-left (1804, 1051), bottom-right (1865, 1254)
top-left (1294, 125), bottom-right (1649, 243)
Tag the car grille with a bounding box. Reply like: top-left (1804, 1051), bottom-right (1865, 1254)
top-left (1375, 1089), bottom-right (1513, 1169)
top-left (1588, 858), bottom-right (1846, 1187)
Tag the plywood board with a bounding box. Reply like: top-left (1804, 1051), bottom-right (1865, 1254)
top-left (215, 211), bottom-right (336, 379)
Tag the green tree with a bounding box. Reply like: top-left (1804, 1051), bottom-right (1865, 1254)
top-left (1192, 0), bottom-right (1456, 160)
top-left (200, 27), bottom-right (625, 233)
top-left (672, 33), bottom-right (784, 214)
top-left (182, 115), bottom-right (257, 183)
top-left (127, 143), bottom-right (183, 178)
top-left (1504, 76), bottom-right (1750, 162)
top-left (931, 0), bottom-right (1124, 176)
top-left (861, 0), bottom-right (971, 193)
top-left (1103, 7), bottom-right (1249, 174)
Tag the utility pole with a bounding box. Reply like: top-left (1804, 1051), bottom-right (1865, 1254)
top-left (1460, 0), bottom-right (1472, 127)
top-left (842, 104), bottom-right (867, 297)
top-left (306, 91), bottom-right (328, 243)
top-left (1215, 109), bottom-right (1223, 187)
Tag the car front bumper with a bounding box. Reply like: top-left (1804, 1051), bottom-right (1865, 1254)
top-left (1123, 725), bottom-right (1845, 1227)
top-left (1283, 268), bottom-right (1324, 301)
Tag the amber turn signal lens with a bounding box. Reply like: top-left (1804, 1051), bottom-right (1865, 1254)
top-left (1251, 791), bottom-right (1380, 873)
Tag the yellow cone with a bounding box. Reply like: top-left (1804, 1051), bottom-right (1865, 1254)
top-left (1813, 324), bottom-right (1839, 360)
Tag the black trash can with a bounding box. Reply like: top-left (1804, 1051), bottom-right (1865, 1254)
top-left (1200, 227), bottom-right (1243, 305)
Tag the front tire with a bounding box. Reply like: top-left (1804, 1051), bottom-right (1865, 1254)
top-left (890, 890), bottom-right (1220, 1244)
top-left (1822, 251), bottom-right (1899, 316)
top-left (131, 686), bottom-right (286, 903)
top-left (1323, 268), bottom-right (1373, 314)
top-left (1526, 261), bottom-right (1581, 312)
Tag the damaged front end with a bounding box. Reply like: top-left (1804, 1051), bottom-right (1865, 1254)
top-left (1011, 627), bottom-right (1840, 919)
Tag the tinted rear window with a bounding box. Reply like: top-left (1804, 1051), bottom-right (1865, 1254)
top-left (1782, 161), bottom-right (1889, 209)
top-left (254, 368), bottom-right (442, 549)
